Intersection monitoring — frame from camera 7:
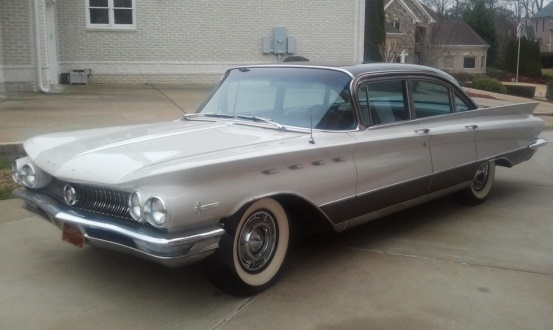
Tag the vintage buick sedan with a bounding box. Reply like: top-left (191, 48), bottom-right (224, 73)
top-left (12, 63), bottom-right (547, 295)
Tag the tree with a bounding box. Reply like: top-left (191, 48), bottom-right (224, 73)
top-left (517, 0), bottom-right (548, 19)
top-left (504, 37), bottom-right (542, 77)
top-left (421, 0), bottom-right (454, 16)
top-left (463, 0), bottom-right (499, 66)
top-left (416, 20), bottom-right (457, 67)
top-left (379, 37), bottom-right (407, 62)
top-left (364, 0), bottom-right (385, 62)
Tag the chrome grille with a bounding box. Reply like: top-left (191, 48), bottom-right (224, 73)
top-left (40, 179), bottom-right (132, 220)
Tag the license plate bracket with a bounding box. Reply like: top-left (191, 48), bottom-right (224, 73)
top-left (62, 223), bottom-right (85, 248)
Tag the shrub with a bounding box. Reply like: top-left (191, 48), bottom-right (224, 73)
top-left (504, 85), bottom-right (536, 98)
top-left (487, 68), bottom-right (508, 81)
top-left (450, 73), bottom-right (474, 87)
top-left (542, 73), bottom-right (553, 82)
top-left (470, 76), bottom-right (507, 94)
top-left (283, 56), bottom-right (309, 62)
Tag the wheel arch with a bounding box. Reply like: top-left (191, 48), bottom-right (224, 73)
top-left (492, 157), bottom-right (513, 168)
top-left (220, 193), bottom-right (335, 236)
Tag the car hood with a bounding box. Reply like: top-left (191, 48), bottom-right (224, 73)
top-left (24, 120), bottom-right (304, 185)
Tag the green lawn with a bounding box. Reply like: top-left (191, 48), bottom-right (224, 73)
top-left (0, 161), bottom-right (16, 200)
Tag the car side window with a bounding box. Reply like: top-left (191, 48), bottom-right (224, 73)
top-left (358, 80), bottom-right (410, 126)
top-left (412, 80), bottom-right (452, 118)
top-left (454, 93), bottom-right (472, 112)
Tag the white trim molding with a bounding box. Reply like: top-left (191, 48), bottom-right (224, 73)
top-left (85, 0), bottom-right (136, 30)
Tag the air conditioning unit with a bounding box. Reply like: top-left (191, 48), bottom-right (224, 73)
top-left (69, 69), bottom-right (92, 84)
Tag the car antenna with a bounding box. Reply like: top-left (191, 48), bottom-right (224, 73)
top-left (309, 107), bottom-right (315, 144)
top-left (149, 83), bottom-right (187, 114)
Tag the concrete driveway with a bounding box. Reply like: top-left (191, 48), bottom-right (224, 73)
top-left (1, 133), bottom-right (552, 329)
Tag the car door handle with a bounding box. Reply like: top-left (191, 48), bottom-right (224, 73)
top-left (414, 128), bottom-right (430, 134)
top-left (465, 124), bottom-right (478, 130)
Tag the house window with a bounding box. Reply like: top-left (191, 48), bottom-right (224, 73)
top-left (463, 57), bottom-right (476, 69)
top-left (392, 20), bottom-right (400, 30)
top-left (543, 19), bottom-right (545, 32)
top-left (481, 56), bottom-right (486, 68)
top-left (415, 26), bottom-right (425, 43)
top-left (443, 56), bottom-right (454, 68)
top-left (87, 0), bottom-right (135, 29)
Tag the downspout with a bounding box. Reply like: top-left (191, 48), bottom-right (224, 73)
top-left (33, 0), bottom-right (50, 93)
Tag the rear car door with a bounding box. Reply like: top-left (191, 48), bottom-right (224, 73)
top-left (410, 79), bottom-right (478, 190)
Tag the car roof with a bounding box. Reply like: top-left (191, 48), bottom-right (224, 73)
top-left (230, 63), bottom-right (460, 87)
top-left (340, 63), bottom-right (460, 86)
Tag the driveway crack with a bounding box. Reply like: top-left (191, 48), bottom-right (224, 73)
top-left (347, 246), bottom-right (553, 277)
top-left (211, 296), bottom-right (256, 330)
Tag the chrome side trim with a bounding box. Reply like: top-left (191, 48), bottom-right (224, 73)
top-left (337, 182), bottom-right (470, 232)
top-left (529, 138), bottom-right (548, 150)
top-left (13, 187), bottom-right (225, 267)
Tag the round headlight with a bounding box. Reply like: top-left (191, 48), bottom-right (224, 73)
top-left (11, 161), bottom-right (20, 184)
top-left (144, 197), bottom-right (167, 227)
top-left (128, 192), bottom-right (143, 221)
top-left (19, 164), bottom-right (37, 188)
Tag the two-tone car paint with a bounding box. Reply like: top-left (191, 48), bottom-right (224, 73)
top-left (11, 63), bottom-right (546, 295)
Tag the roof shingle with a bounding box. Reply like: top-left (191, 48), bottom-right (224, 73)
top-left (431, 18), bottom-right (489, 46)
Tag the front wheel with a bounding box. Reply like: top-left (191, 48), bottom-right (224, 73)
top-left (454, 161), bottom-right (496, 205)
top-left (206, 198), bottom-right (290, 296)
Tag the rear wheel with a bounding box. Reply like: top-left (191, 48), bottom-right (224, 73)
top-left (454, 161), bottom-right (495, 205)
top-left (206, 198), bottom-right (290, 296)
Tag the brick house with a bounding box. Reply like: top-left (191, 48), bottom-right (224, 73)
top-left (0, 0), bottom-right (365, 93)
top-left (383, 0), bottom-right (489, 74)
top-left (531, 1), bottom-right (553, 52)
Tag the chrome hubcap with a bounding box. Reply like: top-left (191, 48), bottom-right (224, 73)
top-left (238, 210), bottom-right (277, 273)
top-left (472, 162), bottom-right (489, 191)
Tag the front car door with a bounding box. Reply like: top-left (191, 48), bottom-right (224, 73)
top-left (347, 78), bottom-right (433, 227)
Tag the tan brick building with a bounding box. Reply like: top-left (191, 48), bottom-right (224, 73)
top-left (531, 1), bottom-right (553, 52)
top-left (383, 0), bottom-right (489, 74)
top-left (1, 0), bottom-right (365, 92)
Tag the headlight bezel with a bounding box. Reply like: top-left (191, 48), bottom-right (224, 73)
top-left (12, 158), bottom-right (52, 189)
top-left (20, 163), bottom-right (37, 187)
top-left (128, 191), bottom-right (143, 222)
top-left (11, 161), bottom-right (20, 183)
top-left (143, 196), bottom-right (168, 228)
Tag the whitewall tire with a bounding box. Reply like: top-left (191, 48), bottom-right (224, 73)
top-left (206, 198), bottom-right (290, 296)
top-left (454, 161), bottom-right (496, 205)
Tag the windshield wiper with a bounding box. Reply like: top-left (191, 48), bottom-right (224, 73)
top-left (183, 113), bottom-right (286, 131)
top-left (182, 113), bottom-right (235, 120)
top-left (236, 115), bottom-right (286, 131)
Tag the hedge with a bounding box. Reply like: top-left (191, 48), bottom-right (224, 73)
top-left (470, 76), bottom-right (507, 94)
top-left (504, 85), bottom-right (536, 98)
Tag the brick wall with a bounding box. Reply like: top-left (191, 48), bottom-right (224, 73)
top-left (56, 0), bottom-right (365, 84)
top-left (440, 46), bottom-right (488, 74)
top-left (0, 0), bottom-right (36, 92)
top-left (532, 17), bottom-right (553, 52)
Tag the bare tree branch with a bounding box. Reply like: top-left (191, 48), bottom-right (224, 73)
top-left (379, 37), bottom-right (408, 62)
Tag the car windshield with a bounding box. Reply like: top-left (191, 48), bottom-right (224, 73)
top-left (197, 67), bottom-right (356, 130)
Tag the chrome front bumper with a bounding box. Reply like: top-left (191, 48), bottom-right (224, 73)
top-left (529, 138), bottom-right (548, 150)
top-left (13, 187), bottom-right (225, 267)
